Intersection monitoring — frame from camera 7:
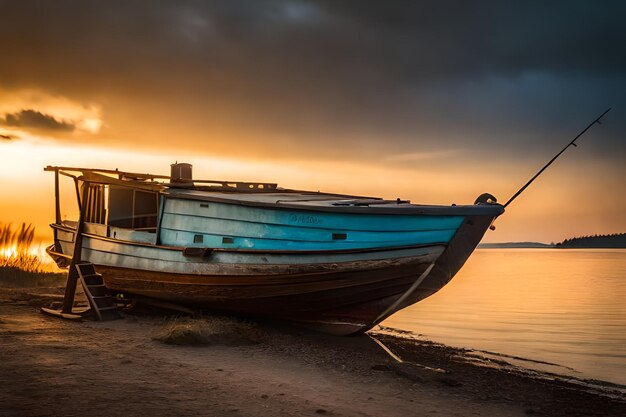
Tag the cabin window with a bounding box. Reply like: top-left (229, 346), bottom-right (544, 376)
top-left (108, 187), bottom-right (134, 228)
top-left (332, 233), bottom-right (347, 240)
top-left (134, 191), bottom-right (159, 229)
top-left (84, 184), bottom-right (106, 224)
top-left (107, 186), bottom-right (159, 230)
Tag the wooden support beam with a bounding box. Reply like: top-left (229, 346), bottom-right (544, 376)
top-left (73, 178), bottom-right (81, 207)
top-left (61, 183), bottom-right (89, 314)
top-left (54, 170), bottom-right (61, 224)
top-left (41, 306), bottom-right (90, 321)
top-left (53, 170), bottom-right (61, 252)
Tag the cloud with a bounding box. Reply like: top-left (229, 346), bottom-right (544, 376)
top-left (0, 1), bottom-right (623, 161)
top-left (0, 133), bottom-right (17, 141)
top-left (0, 1), bottom-right (623, 242)
top-left (1, 2), bottom-right (624, 88)
top-left (1, 110), bottom-right (75, 132)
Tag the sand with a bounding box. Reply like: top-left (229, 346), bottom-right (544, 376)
top-left (0, 287), bottom-right (624, 417)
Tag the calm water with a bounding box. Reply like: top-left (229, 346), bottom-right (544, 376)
top-left (383, 249), bottom-right (626, 385)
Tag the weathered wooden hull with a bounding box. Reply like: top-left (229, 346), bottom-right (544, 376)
top-left (97, 256), bottom-right (434, 328)
top-left (49, 210), bottom-right (498, 334)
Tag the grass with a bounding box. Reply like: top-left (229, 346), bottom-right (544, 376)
top-left (0, 266), bottom-right (66, 287)
top-left (152, 316), bottom-right (264, 346)
top-left (0, 222), bottom-right (66, 287)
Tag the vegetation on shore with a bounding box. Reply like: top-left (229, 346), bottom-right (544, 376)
top-left (480, 233), bottom-right (626, 249)
top-left (556, 233), bottom-right (626, 249)
top-left (152, 316), bottom-right (263, 346)
top-left (478, 242), bottom-right (554, 248)
top-left (0, 222), bottom-right (66, 287)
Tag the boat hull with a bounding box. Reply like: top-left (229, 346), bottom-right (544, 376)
top-left (49, 211), bottom-right (497, 334)
top-left (96, 255), bottom-right (435, 331)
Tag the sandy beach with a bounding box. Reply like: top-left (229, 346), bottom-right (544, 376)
top-left (1, 286), bottom-right (624, 417)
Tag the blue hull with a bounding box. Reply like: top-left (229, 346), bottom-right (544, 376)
top-left (159, 199), bottom-right (465, 251)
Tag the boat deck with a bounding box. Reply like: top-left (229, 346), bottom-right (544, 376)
top-left (168, 189), bottom-right (389, 206)
top-left (164, 188), bottom-right (504, 216)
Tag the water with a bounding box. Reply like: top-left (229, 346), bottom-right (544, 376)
top-left (383, 249), bottom-right (626, 385)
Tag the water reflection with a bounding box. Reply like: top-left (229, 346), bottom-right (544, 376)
top-left (383, 249), bottom-right (626, 385)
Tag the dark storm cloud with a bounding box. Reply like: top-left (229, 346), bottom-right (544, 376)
top-left (1, 110), bottom-right (75, 132)
top-left (2, 1), bottom-right (623, 83)
top-left (0, 0), bottom-right (624, 158)
top-left (320, 1), bottom-right (626, 77)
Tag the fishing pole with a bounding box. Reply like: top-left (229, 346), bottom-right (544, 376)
top-left (503, 107), bottom-right (612, 208)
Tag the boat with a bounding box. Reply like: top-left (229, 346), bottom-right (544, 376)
top-left (44, 163), bottom-right (503, 334)
top-left (42, 109), bottom-right (612, 335)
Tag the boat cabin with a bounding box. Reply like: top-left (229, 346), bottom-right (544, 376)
top-left (45, 163), bottom-right (289, 248)
top-left (46, 163), bottom-right (488, 255)
top-left (82, 182), bottom-right (161, 243)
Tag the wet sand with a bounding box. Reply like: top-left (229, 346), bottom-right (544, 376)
top-left (1, 287), bottom-right (624, 417)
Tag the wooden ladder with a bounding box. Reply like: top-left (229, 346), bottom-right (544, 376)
top-left (76, 263), bottom-right (122, 321)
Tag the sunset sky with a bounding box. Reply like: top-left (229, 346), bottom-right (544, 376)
top-left (1, 1), bottom-right (624, 244)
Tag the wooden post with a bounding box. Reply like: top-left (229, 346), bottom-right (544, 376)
top-left (53, 169), bottom-right (61, 251)
top-left (61, 181), bottom-right (89, 314)
top-left (73, 178), bottom-right (81, 207)
top-left (54, 169), bottom-right (61, 224)
top-left (155, 195), bottom-right (165, 245)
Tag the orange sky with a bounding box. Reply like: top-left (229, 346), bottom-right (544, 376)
top-left (0, 121), bottom-right (623, 245)
top-left (1, 2), bottom-right (624, 245)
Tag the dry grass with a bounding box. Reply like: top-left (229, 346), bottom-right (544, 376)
top-left (152, 316), bottom-right (264, 346)
top-left (1, 222), bottom-right (37, 269)
top-left (0, 266), bottom-right (66, 287)
top-left (0, 222), bottom-right (66, 287)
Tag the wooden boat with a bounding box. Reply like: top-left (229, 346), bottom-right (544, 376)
top-left (45, 164), bottom-right (504, 335)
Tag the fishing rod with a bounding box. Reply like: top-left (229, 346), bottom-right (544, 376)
top-left (503, 107), bottom-right (612, 208)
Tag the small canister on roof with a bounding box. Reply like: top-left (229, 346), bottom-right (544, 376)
top-left (170, 162), bottom-right (193, 183)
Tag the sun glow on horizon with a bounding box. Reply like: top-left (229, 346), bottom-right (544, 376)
top-left (0, 133), bottom-right (624, 246)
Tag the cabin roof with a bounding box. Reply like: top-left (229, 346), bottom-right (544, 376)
top-left (44, 165), bottom-right (505, 215)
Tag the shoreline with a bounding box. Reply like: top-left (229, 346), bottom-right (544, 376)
top-left (1, 286), bottom-right (625, 417)
top-left (375, 325), bottom-right (626, 391)
top-left (372, 326), bottom-right (626, 398)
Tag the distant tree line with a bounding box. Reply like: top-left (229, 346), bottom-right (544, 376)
top-left (556, 233), bottom-right (626, 248)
